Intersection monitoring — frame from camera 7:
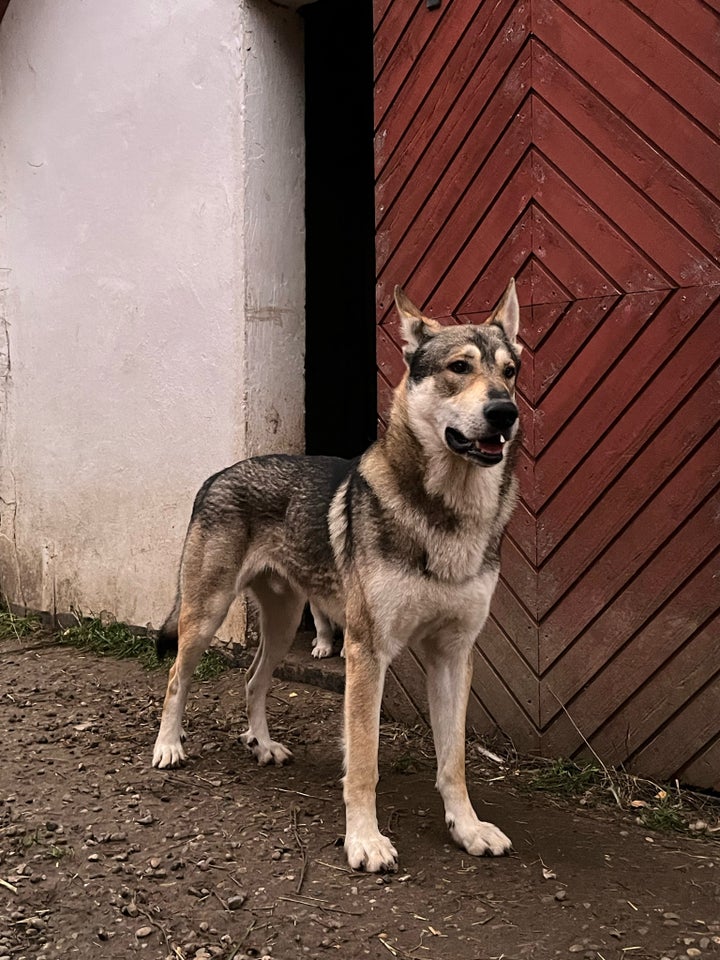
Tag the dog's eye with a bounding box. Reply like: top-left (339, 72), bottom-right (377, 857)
top-left (448, 360), bottom-right (471, 374)
top-left (503, 364), bottom-right (516, 379)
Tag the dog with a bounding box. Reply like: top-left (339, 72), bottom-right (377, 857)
top-left (152, 280), bottom-right (522, 873)
top-left (310, 604), bottom-right (342, 659)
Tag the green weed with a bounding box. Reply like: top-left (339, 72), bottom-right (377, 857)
top-left (639, 801), bottom-right (687, 833)
top-left (501, 749), bottom-right (718, 839)
top-left (59, 610), bottom-right (229, 680)
top-left (60, 613), bottom-right (160, 668)
top-left (525, 757), bottom-right (606, 797)
top-left (0, 604), bottom-right (43, 642)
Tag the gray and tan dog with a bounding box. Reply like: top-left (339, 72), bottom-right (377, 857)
top-left (153, 281), bottom-right (522, 873)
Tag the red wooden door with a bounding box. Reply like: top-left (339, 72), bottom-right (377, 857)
top-left (374, 0), bottom-right (720, 788)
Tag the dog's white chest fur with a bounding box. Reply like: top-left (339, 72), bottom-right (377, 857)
top-left (364, 563), bottom-right (499, 661)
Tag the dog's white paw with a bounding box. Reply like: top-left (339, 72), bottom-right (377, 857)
top-left (152, 736), bottom-right (187, 769)
top-left (311, 637), bottom-right (333, 659)
top-left (240, 731), bottom-right (293, 766)
top-left (345, 831), bottom-right (398, 873)
top-left (448, 815), bottom-right (512, 857)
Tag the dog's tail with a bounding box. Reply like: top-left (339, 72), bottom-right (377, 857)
top-left (156, 590), bottom-right (181, 659)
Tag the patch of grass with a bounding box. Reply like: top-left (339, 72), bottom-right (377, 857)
top-left (479, 743), bottom-right (719, 840)
top-left (60, 613), bottom-right (160, 668)
top-left (639, 801), bottom-right (687, 834)
top-left (59, 610), bottom-right (229, 679)
top-left (525, 757), bottom-right (607, 798)
top-left (195, 649), bottom-right (231, 681)
top-left (0, 604), bottom-right (43, 642)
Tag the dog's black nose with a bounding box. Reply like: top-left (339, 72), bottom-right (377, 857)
top-left (484, 399), bottom-right (518, 433)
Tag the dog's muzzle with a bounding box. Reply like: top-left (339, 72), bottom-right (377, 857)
top-left (445, 399), bottom-right (518, 466)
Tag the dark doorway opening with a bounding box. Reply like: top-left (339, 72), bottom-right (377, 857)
top-left (303, 0), bottom-right (377, 459)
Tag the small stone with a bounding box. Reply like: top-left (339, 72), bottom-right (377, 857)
top-left (686, 950), bottom-right (702, 958)
top-left (699, 939), bottom-right (710, 950)
top-left (227, 895), bottom-right (247, 911)
top-left (664, 913), bottom-right (682, 921)
top-left (555, 889), bottom-right (567, 901)
top-left (569, 946), bottom-right (585, 954)
top-left (135, 926), bottom-right (153, 939)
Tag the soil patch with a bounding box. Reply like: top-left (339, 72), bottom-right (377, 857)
top-left (0, 638), bottom-right (718, 960)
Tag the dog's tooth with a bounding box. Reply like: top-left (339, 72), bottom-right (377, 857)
top-left (500, 435), bottom-right (506, 443)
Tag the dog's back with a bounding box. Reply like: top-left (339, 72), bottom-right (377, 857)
top-left (156, 454), bottom-right (356, 658)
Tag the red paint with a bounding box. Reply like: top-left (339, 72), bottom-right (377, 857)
top-left (374, 0), bottom-right (720, 788)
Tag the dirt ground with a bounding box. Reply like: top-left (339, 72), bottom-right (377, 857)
top-left (1, 637), bottom-right (719, 960)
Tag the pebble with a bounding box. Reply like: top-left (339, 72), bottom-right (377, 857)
top-left (135, 926), bottom-right (153, 939)
top-left (555, 889), bottom-right (567, 901)
top-left (686, 951), bottom-right (702, 958)
top-left (227, 895), bottom-right (247, 910)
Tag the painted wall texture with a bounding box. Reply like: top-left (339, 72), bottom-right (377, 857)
top-left (0, 0), bottom-right (305, 630)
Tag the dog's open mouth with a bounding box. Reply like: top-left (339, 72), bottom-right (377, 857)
top-left (445, 427), bottom-right (507, 465)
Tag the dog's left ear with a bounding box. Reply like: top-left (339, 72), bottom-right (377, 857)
top-left (486, 278), bottom-right (520, 345)
top-left (395, 286), bottom-right (442, 359)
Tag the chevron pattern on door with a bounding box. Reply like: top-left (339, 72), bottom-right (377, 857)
top-left (374, 0), bottom-right (720, 788)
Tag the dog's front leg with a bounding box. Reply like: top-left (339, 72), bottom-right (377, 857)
top-left (423, 638), bottom-right (512, 857)
top-left (342, 631), bottom-right (398, 873)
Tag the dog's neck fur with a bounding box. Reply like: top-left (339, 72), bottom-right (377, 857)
top-left (368, 384), bottom-right (512, 527)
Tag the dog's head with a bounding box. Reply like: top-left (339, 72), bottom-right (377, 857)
top-left (395, 281), bottom-right (521, 467)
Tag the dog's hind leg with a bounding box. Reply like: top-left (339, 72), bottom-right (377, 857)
top-left (241, 574), bottom-right (305, 766)
top-left (422, 636), bottom-right (512, 857)
top-left (152, 529), bottom-right (238, 769)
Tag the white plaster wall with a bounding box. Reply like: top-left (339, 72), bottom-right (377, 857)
top-left (0, 0), bottom-right (305, 629)
top-left (243, 2), bottom-right (305, 458)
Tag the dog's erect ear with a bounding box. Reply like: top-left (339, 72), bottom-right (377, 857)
top-left (394, 286), bottom-right (442, 357)
top-left (486, 278), bottom-right (520, 344)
